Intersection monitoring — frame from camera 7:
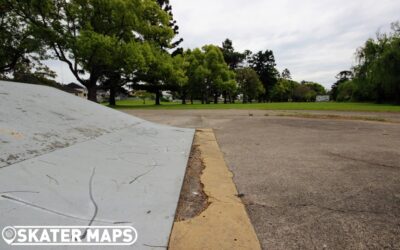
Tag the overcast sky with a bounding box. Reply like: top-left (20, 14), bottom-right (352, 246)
top-left (169, 0), bottom-right (400, 88)
top-left (50, 0), bottom-right (400, 89)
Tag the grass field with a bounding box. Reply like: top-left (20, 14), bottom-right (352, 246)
top-left (107, 99), bottom-right (400, 112)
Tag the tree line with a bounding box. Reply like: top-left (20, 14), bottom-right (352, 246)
top-left (331, 22), bottom-right (400, 104)
top-left (0, 0), bottom-right (327, 105)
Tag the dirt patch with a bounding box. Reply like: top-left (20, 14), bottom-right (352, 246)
top-left (174, 144), bottom-right (209, 221)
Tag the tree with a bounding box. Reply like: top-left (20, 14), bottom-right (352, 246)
top-left (331, 70), bottom-right (353, 100)
top-left (281, 68), bottom-right (292, 80)
top-left (132, 47), bottom-right (177, 105)
top-left (352, 22), bottom-right (400, 103)
top-left (336, 80), bottom-right (356, 102)
top-left (202, 45), bottom-right (236, 104)
top-left (336, 21), bottom-right (400, 103)
top-left (99, 42), bottom-right (156, 106)
top-left (100, 0), bottom-right (183, 106)
top-left (0, 1), bottom-right (42, 75)
top-left (236, 68), bottom-right (264, 103)
top-left (293, 85), bottom-right (316, 102)
top-left (220, 39), bottom-right (245, 70)
top-left (11, 0), bottom-right (174, 102)
top-left (157, 0), bottom-right (183, 53)
top-left (302, 81), bottom-right (326, 95)
top-left (10, 58), bottom-right (62, 90)
top-left (170, 54), bottom-right (189, 104)
top-left (249, 50), bottom-right (279, 101)
top-left (184, 48), bottom-right (208, 103)
top-left (183, 46), bottom-right (235, 104)
top-left (270, 79), bottom-right (299, 102)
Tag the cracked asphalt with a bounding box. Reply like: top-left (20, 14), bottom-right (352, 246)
top-left (123, 109), bottom-right (400, 250)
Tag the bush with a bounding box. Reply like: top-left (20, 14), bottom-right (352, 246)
top-left (293, 85), bottom-right (316, 102)
top-left (336, 81), bottom-right (356, 102)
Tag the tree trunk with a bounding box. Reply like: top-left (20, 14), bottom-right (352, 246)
top-left (155, 89), bottom-right (161, 105)
top-left (181, 93), bottom-right (186, 104)
top-left (86, 74), bottom-right (100, 102)
top-left (87, 85), bottom-right (97, 102)
top-left (214, 93), bottom-right (218, 104)
top-left (223, 91), bottom-right (227, 104)
top-left (109, 85), bottom-right (116, 106)
top-left (191, 96), bottom-right (194, 104)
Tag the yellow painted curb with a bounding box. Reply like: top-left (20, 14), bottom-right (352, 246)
top-left (169, 129), bottom-right (261, 250)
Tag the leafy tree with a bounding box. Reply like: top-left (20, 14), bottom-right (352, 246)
top-left (293, 84), bottom-right (316, 102)
top-left (183, 46), bottom-right (235, 104)
top-left (221, 39), bottom-right (245, 70)
top-left (352, 22), bottom-right (400, 103)
top-left (0, 1), bottom-right (42, 75)
top-left (270, 79), bottom-right (299, 102)
top-left (331, 70), bottom-right (353, 100)
top-left (157, 0), bottom-right (183, 53)
top-left (11, 0), bottom-right (174, 102)
top-left (184, 48), bottom-right (208, 103)
top-left (281, 68), bottom-right (292, 80)
top-left (170, 54), bottom-right (189, 104)
top-left (202, 45), bottom-right (236, 104)
top-left (248, 50), bottom-right (279, 101)
top-left (236, 68), bottom-right (264, 103)
top-left (132, 47), bottom-right (177, 105)
top-left (336, 80), bottom-right (356, 102)
top-left (302, 81), bottom-right (326, 95)
top-left (11, 58), bottom-right (61, 89)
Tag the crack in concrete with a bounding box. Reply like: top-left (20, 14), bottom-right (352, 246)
top-left (129, 165), bottom-right (157, 184)
top-left (46, 174), bottom-right (59, 185)
top-left (0, 190), bottom-right (39, 194)
top-left (143, 243), bottom-right (167, 248)
top-left (113, 221), bottom-right (132, 224)
top-left (81, 167), bottom-right (98, 239)
top-left (0, 194), bottom-right (112, 223)
top-left (328, 152), bottom-right (399, 169)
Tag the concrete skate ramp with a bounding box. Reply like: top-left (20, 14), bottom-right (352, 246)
top-left (0, 81), bottom-right (195, 249)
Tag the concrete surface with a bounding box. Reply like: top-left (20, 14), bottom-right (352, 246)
top-left (123, 109), bottom-right (400, 250)
top-left (0, 81), bottom-right (194, 249)
top-left (169, 129), bottom-right (261, 250)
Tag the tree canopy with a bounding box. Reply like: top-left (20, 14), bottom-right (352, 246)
top-left (4, 2), bottom-right (396, 106)
top-left (182, 45), bottom-right (236, 104)
top-left (0, 0), bottom-right (42, 75)
top-left (333, 22), bottom-right (400, 104)
top-left (248, 50), bottom-right (279, 101)
top-left (9, 0), bottom-right (175, 102)
top-left (236, 67), bottom-right (264, 103)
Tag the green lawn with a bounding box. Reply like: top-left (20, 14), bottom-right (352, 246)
top-left (107, 99), bottom-right (400, 112)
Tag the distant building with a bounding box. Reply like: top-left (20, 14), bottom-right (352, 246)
top-left (63, 83), bottom-right (88, 98)
top-left (96, 90), bottom-right (109, 103)
top-left (316, 95), bottom-right (330, 102)
top-left (162, 91), bottom-right (173, 101)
